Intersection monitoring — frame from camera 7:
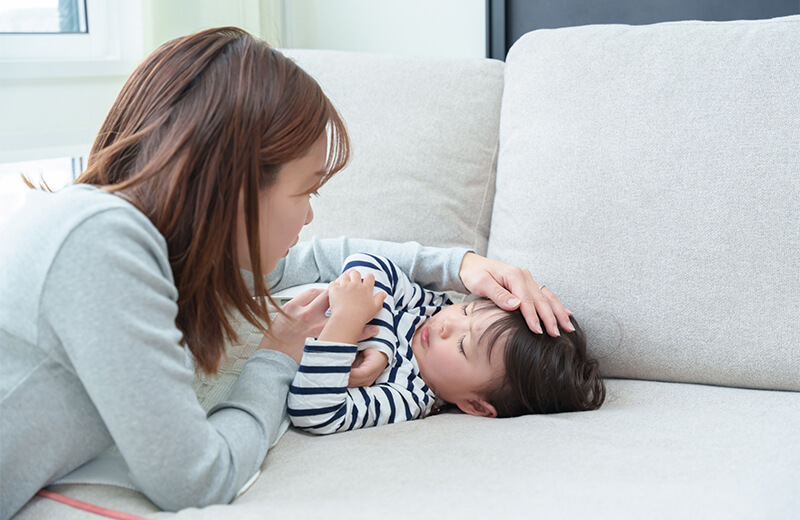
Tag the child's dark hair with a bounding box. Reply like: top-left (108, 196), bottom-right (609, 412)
top-left (477, 301), bottom-right (605, 417)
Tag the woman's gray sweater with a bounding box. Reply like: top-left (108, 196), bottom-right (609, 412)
top-left (0, 184), bottom-right (467, 519)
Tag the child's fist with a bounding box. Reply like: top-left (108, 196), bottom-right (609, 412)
top-left (318, 270), bottom-right (386, 345)
top-left (349, 348), bottom-right (389, 388)
top-left (328, 270), bottom-right (386, 325)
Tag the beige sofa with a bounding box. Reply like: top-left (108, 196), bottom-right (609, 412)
top-left (15, 15), bottom-right (799, 520)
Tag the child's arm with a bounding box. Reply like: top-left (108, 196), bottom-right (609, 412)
top-left (342, 253), bottom-right (452, 364)
top-left (288, 340), bottom-right (434, 434)
top-left (317, 268), bottom-right (385, 345)
top-left (288, 263), bottom-right (437, 434)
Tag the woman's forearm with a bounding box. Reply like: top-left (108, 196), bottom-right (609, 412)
top-left (267, 237), bottom-right (471, 293)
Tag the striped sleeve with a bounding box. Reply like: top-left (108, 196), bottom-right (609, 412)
top-left (288, 340), bottom-right (430, 434)
top-left (342, 253), bottom-right (450, 360)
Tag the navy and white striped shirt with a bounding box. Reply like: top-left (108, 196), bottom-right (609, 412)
top-left (288, 253), bottom-right (452, 434)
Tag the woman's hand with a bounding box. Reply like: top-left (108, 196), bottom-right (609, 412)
top-left (258, 287), bottom-right (330, 364)
top-left (258, 286), bottom-right (378, 364)
top-left (458, 252), bottom-right (574, 336)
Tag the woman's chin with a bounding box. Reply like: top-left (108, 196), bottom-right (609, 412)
top-left (262, 257), bottom-right (280, 274)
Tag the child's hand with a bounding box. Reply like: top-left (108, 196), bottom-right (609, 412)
top-left (349, 349), bottom-right (389, 387)
top-left (328, 270), bottom-right (386, 325)
top-left (319, 270), bottom-right (386, 345)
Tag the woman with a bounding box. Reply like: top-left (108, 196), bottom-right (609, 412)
top-left (0, 27), bottom-right (572, 518)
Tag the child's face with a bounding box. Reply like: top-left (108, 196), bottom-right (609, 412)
top-left (410, 301), bottom-right (506, 417)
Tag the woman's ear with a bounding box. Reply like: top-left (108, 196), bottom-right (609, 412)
top-left (457, 399), bottom-right (498, 418)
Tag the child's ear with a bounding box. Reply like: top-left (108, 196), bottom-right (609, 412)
top-left (457, 399), bottom-right (498, 418)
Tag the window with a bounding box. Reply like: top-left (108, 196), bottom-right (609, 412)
top-left (0, 0), bottom-right (142, 78)
top-left (0, 0), bottom-right (88, 34)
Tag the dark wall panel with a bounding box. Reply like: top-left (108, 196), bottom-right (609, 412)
top-left (488, 0), bottom-right (800, 59)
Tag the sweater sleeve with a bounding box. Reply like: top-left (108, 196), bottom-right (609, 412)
top-left (40, 207), bottom-right (297, 511)
top-left (266, 236), bottom-right (470, 294)
top-left (287, 340), bottom-right (430, 434)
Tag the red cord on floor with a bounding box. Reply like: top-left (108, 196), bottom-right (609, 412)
top-left (36, 489), bottom-right (152, 520)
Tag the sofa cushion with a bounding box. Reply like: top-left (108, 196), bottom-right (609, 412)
top-left (18, 379), bottom-right (798, 519)
top-left (284, 49), bottom-right (504, 255)
top-left (489, 16), bottom-right (800, 391)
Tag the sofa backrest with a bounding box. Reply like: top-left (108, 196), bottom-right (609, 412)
top-left (488, 16), bottom-right (800, 391)
top-left (286, 49), bottom-right (504, 256)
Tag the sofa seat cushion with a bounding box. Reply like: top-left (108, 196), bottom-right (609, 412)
top-left (17, 379), bottom-right (798, 519)
top-left (489, 16), bottom-right (800, 390)
top-left (196, 380), bottom-right (798, 520)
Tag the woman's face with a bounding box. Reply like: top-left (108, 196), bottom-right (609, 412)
top-left (236, 133), bottom-right (327, 274)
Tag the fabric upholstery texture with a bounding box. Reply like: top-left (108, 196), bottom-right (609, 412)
top-left (488, 16), bottom-right (800, 391)
top-left (285, 49), bottom-right (504, 256)
top-left (13, 15), bottom-right (799, 520)
top-left (19, 378), bottom-right (799, 519)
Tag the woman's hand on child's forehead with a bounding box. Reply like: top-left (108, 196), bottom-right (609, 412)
top-left (458, 253), bottom-right (573, 336)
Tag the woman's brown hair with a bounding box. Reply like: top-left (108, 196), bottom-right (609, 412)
top-left (476, 302), bottom-right (605, 417)
top-left (75, 27), bottom-right (349, 374)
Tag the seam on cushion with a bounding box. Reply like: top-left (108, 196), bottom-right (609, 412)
top-left (471, 62), bottom-right (505, 255)
top-left (472, 133), bottom-right (500, 255)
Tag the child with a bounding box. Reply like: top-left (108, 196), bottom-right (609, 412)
top-left (288, 253), bottom-right (605, 434)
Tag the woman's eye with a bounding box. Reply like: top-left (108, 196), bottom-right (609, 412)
top-left (458, 337), bottom-right (466, 355)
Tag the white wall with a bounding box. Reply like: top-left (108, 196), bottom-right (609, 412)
top-left (0, 75), bottom-right (126, 163)
top-left (142, 0), bottom-right (281, 55)
top-left (287, 0), bottom-right (485, 58)
top-left (0, 0), bottom-right (282, 164)
top-left (0, 0), bottom-right (485, 164)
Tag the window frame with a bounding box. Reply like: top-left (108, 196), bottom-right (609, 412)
top-left (0, 0), bottom-right (143, 79)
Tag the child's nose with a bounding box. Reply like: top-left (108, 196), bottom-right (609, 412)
top-left (439, 320), bottom-right (450, 339)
